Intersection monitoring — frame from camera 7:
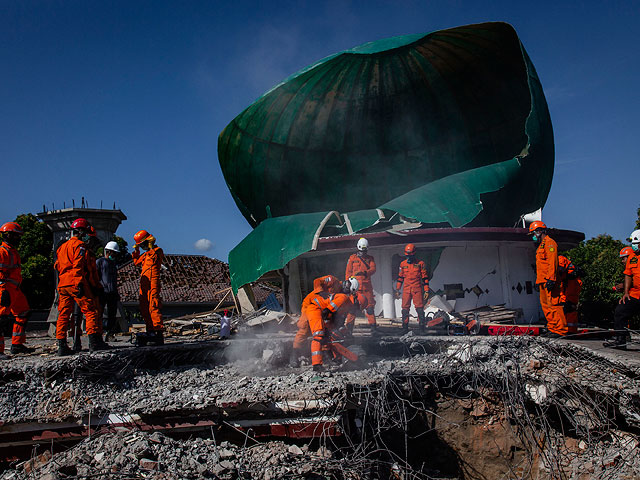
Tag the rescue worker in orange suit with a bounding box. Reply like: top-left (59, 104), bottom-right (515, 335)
top-left (132, 230), bottom-right (165, 345)
top-left (305, 284), bottom-right (354, 372)
top-left (613, 247), bottom-right (634, 292)
top-left (345, 238), bottom-right (378, 334)
top-left (343, 283), bottom-right (367, 335)
top-left (558, 255), bottom-right (582, 335)
top-left (71, 226), bottom-right (105, 352)
top-left (605, 229), bottom-right (640, 349)
top-left (54, 219), bottom-right (105, 355)
top-left (0, 222), bottom-right (35, 357)
top-left (290, 275), bottom-right (340, 367)
top-left (395, 244), bottom-right (429, 334)
top-left (529, 221), bottom-right (567, 337)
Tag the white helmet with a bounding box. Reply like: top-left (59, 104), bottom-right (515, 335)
top-left (343, 276), bottom-right (359, 294)
top-left (357, 237), bottom-right (368, 252)
top-left (105, 241), bottom-right (120, 253)
top-left (630, 230), bottom-right (640, 244)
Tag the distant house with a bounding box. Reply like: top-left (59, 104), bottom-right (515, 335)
top-left (118, 254), bottom-right (281, 318)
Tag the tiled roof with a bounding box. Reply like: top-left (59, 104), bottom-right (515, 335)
top-left (118, 254), bottom-right (281, 306)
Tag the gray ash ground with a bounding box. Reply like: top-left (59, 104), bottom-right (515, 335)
top-left (1, 335), bottom-right (640, 479)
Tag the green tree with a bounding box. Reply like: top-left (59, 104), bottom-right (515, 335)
top-left (112, 234), bottom-right (131, 265)
top-left (565, 234), bottom-right (625, 326)
top-left (13, 213), bottom-right (54, 309)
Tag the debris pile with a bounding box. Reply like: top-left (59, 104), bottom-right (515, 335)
top-left (1, 336), bottom-right (639, 479)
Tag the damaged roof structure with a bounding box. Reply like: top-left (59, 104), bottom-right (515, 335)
top-left (218, 22), bottom-right (556, 292)
top-left (118, 254), bottom-right (282, 316)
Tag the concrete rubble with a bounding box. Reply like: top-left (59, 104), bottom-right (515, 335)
top-left (1, 335), bottom-right (639, 479)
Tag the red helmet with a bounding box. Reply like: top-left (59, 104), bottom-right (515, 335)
top-left (404, 243), bottom-right (416, 255)
top-left (0, 222), bottom-right (23, 234)
top-left (71, 218), bottom-right (90, 230)
top-left (528, 221), bottom-right (547, 234)
top-left (134, 230), bottom-right (151, 245)
top-left (620, 246), bottom-right (634, 258)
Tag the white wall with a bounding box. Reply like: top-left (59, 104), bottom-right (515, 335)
top-left (291, 240), bottom-right (543, 323)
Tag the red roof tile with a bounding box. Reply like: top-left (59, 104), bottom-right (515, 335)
top-left (118, 254), bottom-right (281, 305)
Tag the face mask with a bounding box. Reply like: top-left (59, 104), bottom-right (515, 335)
top-left (108, 255), bottom-right (115, 260)
top-left (632, 244), bottom-right (639, 253)
top-left (81, 234), bottom-right (90, 243)
top-left (532, 235), bottom-right (538, 243)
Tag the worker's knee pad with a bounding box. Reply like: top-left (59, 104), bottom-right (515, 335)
top-left (365, 306), bottom-right (374, 315)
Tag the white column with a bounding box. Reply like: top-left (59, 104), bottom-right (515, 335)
top-left (375, 251), bottom-right (395, 319)
top-left (498, 245), bottom-right (512, 308)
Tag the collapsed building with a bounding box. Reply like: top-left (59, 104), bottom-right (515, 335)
top-left (1, 21), bottom-right (638, 480)
top-left (218, 22), bottom-right (584, 322)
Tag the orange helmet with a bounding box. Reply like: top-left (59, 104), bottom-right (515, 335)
top-left (404, 243), bottom-right (416, 255)
top-left (134, 230), bottom-right (151, 245)
top-left (620, 246), bottom-right (634, 258)
top-left (528, 220), bottom-right (547, 234)
top-left (0, 222), bottom-right (23, 234)
top-left (71, 218), bottom-right (90, 230)
top-left (88, 226), bottom-right (97, 237)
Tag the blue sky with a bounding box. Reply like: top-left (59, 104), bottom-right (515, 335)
top-left (2, 1), bottom-right (639, 260)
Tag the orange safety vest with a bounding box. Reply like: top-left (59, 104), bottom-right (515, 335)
top-left (345, 254), bottom-right (376, 286)
top-left (132, 246), bottom-right (164, 291)
top-left (535, 236), bottom-right (559, 285)
top-left (0, 242), bottom-right (22, 288)
top-left (396, 259), bottom-right (428, 291)
top-left (624, 252), bottom-right (640, 300)
top-left (55, 237), bottom-right (88, 289)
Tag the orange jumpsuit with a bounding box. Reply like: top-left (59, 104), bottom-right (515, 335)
top-left (344, 292), bottom-right (367, 332)
top-left (293, 275), bottom-right (340, 350)
top-left (345, 253), bottom-right (376, 325)
top-left (558, 256), bottom-right (581, 334)
top-left (305, 292), bottom-right (352, 366)
top-left (0, 241), bottom-right (30, 351)
top-left (396, 258), bottom-right (429, 325)
top-left (536, 236), bottom-right (567, 336)
top-left (55, 237), bottom-right (99, 340)
top-left (132, 246), bottom-right (165, 332)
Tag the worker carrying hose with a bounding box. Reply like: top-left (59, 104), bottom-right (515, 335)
top-left (132, 230), bottom-right (165, 346)
top-left (345, 238), bottom-right (378, 334)
top-left (395, 244), bottom-right (428, 334)
top-left (55, 218), bottom-right (105, 355)
top-left (529, 221), bottom-right (567, 337)
top-left (0, 222), bottom-right (35, 357)
top-left (290, 275), bottom-right (341, 367)
top-left (558, 255), bottom-right (581, 335)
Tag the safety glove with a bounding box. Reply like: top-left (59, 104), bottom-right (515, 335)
top-left (544, 280), bottom-right (556, 292)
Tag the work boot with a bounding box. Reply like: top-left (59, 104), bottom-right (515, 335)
top-left (369, 324), bottom-right (380, 336)
top-left (88, 333), bottom-right (111, 352)
top-left (603, 335), bottom-right (627, 350)
top-left (148, 331), bottom-right (164, 346)
top-left (401, 323), bottom-right (409, 335)
top-left (57, 339), bottom-right (73, 357)
top-left (10, 344), bottom-right (35, 354)
top-left (289, 348), bottom-right (302, 368)
top-left (312, 364), bottom-right (323, 372)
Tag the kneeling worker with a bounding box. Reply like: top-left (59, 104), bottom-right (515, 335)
top-left (605, 230), bottom-right (640, 349)
top-left (132, 230), bottom-right (165, 346)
